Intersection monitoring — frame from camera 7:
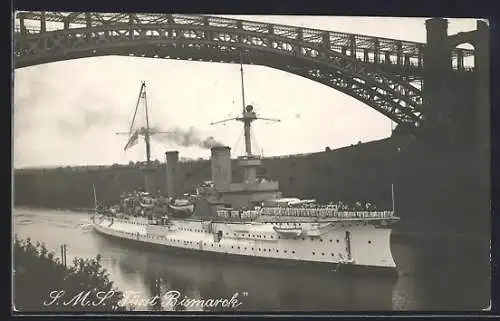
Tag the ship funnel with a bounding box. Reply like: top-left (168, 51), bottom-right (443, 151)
top-left (211, 146), bottom-right (231, 192)
top-left (165, 151), bottom-right (179, 198)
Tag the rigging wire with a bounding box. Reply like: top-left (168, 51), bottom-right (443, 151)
top-left (251, 126), bottom-right (261, 157)
top-left (233, 128), bottom-right (244, 156)
top-left (128, 83), bottom-right (145, 135)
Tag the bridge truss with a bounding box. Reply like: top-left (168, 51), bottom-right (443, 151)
top-left (14, 12), bottom-right (476, 129)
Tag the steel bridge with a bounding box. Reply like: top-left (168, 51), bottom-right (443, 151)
top-left (13, 12), bottom-right (476, 129)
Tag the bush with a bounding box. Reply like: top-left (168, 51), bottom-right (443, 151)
top-left (14, 236), bottom-right (127, 312)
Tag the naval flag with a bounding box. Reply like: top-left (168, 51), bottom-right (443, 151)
top-left (124, 129), bottom-right (139, 151)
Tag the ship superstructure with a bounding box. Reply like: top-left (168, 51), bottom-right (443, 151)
top-left (92, 58), bottom-right (400, 274)
top-left (203, 57), bottom-right (282, 209)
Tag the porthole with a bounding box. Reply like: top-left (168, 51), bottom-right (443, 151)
top-left (312, 252), bottom-right (316, 255)
top-left (258, 248), bottom-right (261, 251)
top-left (237, 246), bottom-right (240, 249)
top-left (320, 238), bottom-right (323, 242)
top-left (331, 253), bottom-right (334, 256)
top-left (329, 239), bottom-right (333, 242)
top-left (292, 250), bottom-right (296, 254)
top-left (276, 249), bottom-right (279, 253)
top-left (284, 250), bottom-right (288, 253)
top-left (321, 253), bottom-right (325, 256)
top-left (368, 240), bottom-right (372, 244)
top-left (336, 239), bottom-right (339, 243)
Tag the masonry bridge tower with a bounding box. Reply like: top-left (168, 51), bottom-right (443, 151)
top-left (395, 18), bottom-right (490, 235)
top-left (422, 18), bottom-right (489, 148)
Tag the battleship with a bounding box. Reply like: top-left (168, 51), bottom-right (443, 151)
top-left (92, 59), bottom-right (400, 274)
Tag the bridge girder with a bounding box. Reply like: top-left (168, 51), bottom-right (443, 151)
top-left (13, 12), bottom-right (473, 129)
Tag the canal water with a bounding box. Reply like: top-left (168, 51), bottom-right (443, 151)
top-left (13, 208), bottom-right (490, 312)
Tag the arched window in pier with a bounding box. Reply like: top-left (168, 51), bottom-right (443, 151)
top-left (452, 43), bottom-right (475, 71)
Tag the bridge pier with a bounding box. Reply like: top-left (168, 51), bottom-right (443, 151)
top-left (422, 18), bottom-right (453, 136)
top-left (418, 44), bottom-right (423, 68)
top-left (374, 39), bottom-right (380, 64)
top-left (40, 11), bottom-right (46, 33)
top-left (349, 35), bottom-right (356, 58)
top-left (396, 40), bottom-right (402, 66)
top-left (396, 18), bottom-right (490, 237)
top-left (363, 48), bottom-right (369, 62)
top-left (19, 14), bottom-right (26, 35)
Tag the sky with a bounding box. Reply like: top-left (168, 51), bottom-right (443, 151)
top-left (13, 15), bottom-right (481, 168)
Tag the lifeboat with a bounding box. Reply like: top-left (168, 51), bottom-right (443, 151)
top-left (273, 226), bottom-right (303, 237)
top-left (167, 198), bottom-right (195, 218)
top-left (168, 202), bottom-right (194, 212)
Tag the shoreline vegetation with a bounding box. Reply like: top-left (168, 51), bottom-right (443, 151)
top-left (13, 236), bottom-right (130, 312)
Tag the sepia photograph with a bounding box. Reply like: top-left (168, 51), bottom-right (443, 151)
top-left (12, 11), bottom-right (491, 313)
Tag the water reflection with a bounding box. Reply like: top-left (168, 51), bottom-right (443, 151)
top-left (391, 237), bottom-right (490, 311)
top-left (97, 235), bottom-right (397, 311)
top-left (13, 209), bottom-right (490, 312)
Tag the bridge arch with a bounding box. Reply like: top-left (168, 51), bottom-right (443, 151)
top-left (14, 13), bottom-right (436, 129)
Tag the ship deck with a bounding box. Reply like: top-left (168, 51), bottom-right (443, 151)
top-left (182, 214), bottom-right (399, 225)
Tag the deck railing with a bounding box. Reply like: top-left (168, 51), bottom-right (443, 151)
top-left (217, 207), bottom-right (394, 220)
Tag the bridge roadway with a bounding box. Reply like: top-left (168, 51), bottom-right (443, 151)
top-left (13, 12), bottom-right (476, 130)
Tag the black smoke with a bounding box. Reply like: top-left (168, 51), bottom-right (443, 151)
top-left (150, 126), bottom-right (223, 149)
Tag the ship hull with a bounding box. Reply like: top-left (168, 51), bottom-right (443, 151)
top-left (92, 216), bottom-right (398, 277)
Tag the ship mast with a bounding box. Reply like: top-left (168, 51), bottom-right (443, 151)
top-left (239, 54), bottom-right (253, 156)
top-left (240, 54), bottom-right (246, 115)
top-left (210, 51), bottom-right (280, 157)
top-left (115, 82), bottom-right (173, 196)
top-left (116, 82), bottom-right (171, 164)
